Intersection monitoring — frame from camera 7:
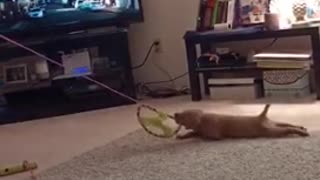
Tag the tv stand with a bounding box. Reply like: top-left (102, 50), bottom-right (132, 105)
top-left (0, 28), bottom-right (136, 125)
top-left (68, 30), bottom-right (87, 35)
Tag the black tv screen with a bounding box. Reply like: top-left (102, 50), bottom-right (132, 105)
top-left (0, 0), bottom-right (143, 36)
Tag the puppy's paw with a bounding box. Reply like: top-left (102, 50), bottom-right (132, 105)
top-left (176, 135), bottom-right (185, 140)
top-left (300, 130), bottom-right (310, 137)
top-left (298, 126), bottom-right (307, 131)
top-left (176, 132), bottom-right (197, 140)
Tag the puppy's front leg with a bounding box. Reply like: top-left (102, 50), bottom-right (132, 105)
top-left (176, 131), bottom-right (198, 140)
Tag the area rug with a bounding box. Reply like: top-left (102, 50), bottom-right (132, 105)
top-left (39, 130), bottom-right (320, 180)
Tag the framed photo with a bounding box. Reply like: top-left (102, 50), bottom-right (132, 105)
top-left (237, 0), bottom-right (269, 26)
top-left (3, 64), bottom-right (28, 84)
top-left (307, 0), bottom-right (320, 19)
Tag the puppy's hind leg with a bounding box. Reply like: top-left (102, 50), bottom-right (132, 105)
top-left (273, 122), bottom-right (306, 130)
top-left (265, 126), bottom-right (309, 138)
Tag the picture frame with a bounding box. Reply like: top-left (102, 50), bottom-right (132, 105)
top-left (237, 0), bottom-right (269, 26)
top-left (3, 64), bottom-right (28, 84)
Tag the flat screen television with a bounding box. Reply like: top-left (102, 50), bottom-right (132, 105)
top-left (0, 0), bottom-right (143, 37)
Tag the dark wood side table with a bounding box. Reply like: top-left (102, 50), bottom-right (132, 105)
top-left (184, 26), bottom-right (320, 101)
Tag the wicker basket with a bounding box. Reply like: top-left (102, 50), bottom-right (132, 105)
top-left (263, 70), bottom-right (310, 98)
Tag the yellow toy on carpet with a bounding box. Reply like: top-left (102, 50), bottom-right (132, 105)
top-left (0, 161), bottom-right (38, 177)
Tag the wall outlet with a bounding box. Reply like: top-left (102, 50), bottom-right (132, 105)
top-left (154, 39), bottom-right (162, 53)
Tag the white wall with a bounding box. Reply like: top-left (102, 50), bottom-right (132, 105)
top-left (128, 0), bottom-right (199, 88)
top-left (128, 0), bottom-right (312, 89)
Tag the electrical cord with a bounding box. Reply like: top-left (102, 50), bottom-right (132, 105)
top-left (256, 38), bottom-right (278, 53)
top-left (142, 72), bottom-right (188, 86)
top-left (136, 72), bottom-right (189, 98)
top-left (140, 85), bottom-right (189, 98)
top-left (131, 41), bottom-right (189, 98)
top-left (131, 42), bottom-right (156, 70)
top-left (152, 59), bottom-right (176, 88)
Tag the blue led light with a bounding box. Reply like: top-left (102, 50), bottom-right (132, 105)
top-left (72, 66), bottom-right (90, 75)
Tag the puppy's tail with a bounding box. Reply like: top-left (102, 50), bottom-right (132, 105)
top-left (259, 104), bottom-right (271, 118)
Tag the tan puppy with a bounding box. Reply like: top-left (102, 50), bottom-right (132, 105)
top-left (174, 105), bottom-right (309, 140)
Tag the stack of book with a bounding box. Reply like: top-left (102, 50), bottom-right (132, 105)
top-left (197, 0), bottom-right (236, 31)
top-left (253, 52), bottom-right (312, 69)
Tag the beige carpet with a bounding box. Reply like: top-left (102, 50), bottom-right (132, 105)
top-left (38, 129), bottom-right (320, 180)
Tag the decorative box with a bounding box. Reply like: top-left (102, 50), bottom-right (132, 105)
top-left (263, 70), bottom-right (310, 98)
top-left (208, 78), bottom-right (261, 100)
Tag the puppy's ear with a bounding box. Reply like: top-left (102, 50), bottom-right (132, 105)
top-left (189, 110), bottom-right (203, 124)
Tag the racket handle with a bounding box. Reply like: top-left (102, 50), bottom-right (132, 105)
top-left (0, 161), bottom-right (38, 176)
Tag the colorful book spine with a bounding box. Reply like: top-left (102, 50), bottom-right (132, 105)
top-left (197, 0), bottom-right (208, 31)
top-left (221, 1), bottom-right (228, 23)
top-left (204, 0), bottom-right (215, 30)
top-left (197, 0), bottom-right (236, 31)
top-left (216, 1), bottom-right (222, 24)
top-left (212, 0), bottom-right (219, 25)
top-left (197, 0), bottom-right (216, 31)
